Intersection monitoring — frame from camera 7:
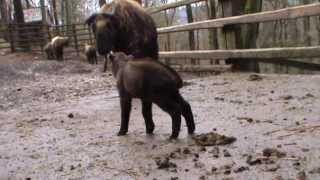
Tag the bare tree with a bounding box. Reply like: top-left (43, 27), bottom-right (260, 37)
top-left (0, 0), bottom-right (9, 24)
top-left (13, 0), bottom-right (24, 23)
top-left (25, 0), bottom-right (31, 8)
top-left (13, 0), bottom-right (31, 51)
top-left (206, 0), bottom-right (218, 50)
top-left (303, 0), bottom-right (311, 45)
top-left (99, 0), bottom-right (105, 7)
top-left (51, 0), bottom-right (59, 25)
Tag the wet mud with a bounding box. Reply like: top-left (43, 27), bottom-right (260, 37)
top-left (0, 52), bottom-right (320, 180)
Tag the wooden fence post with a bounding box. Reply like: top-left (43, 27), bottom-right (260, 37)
top-left (206, 0), bottom-right (218, 65)
top-left (217, 0), bottom-right (238, 70)
top-left (8, 24), bottom-right (15, 52)
top-left (186, 4), bottom-right (196, 65)
top-left (72, 24), bottom-right (79, 55)
top-left (47, 24), bottom-right (51, 41)
top-left (217, 0), bottom-right (236, 49)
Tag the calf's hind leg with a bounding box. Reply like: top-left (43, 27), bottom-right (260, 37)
top-left (142, 100), bottom-right (155, 134)
top-left (174, 92), bottom-right (195, 134)
top-left (155, 98), bottom-right (182, 139)
top-left (118, 93), bottom-right (132, 136)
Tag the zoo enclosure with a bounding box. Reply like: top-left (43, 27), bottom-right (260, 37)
top-left (148, 0), bottom-right (320, 73)
top-left (1, 0), bottom-right (320, 73)
top-left (0, 23), bottom-right (94, 55)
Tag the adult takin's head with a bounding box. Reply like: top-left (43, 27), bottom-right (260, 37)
top-left (86, 12), bottom-right (118, 55)
top-left (85, 0), bottom-right (159, 59)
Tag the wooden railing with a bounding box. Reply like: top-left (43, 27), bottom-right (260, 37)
top-left (1, 1), bottom-right (319, 73)
top-left (0, 23), bottom-right (93, 54)
top-left (148, 0), bottom-right (320, 72)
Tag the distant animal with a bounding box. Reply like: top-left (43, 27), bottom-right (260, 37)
top-left (44, 42), bottom-right (54, 60)
top-left (51, 36), bottom-right (69, 61)
top-left (109, 52), bottom-right (195, 139)
top-left (85, 0), bottom-right (159, 60)
top-left (84, 44), bottom-right (98, 64)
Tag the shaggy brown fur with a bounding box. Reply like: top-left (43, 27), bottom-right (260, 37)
top-left (84, 44), bottom-right (98, 64)
top-left (86, 0), bottom-right (159, 60)
top-left (51, 36), bottom-right (69, 61)
top-left (110, 52), bottom-right (195, 139)
top-left (44, 42), bottom-right (54, 60)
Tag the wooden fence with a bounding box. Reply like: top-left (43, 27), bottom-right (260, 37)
top-left (148, 0), bottom-right (320, 73)
top-left (0, 23), bottom-right (93, 55)
top-left (1, 1), bottom-right (320, 73)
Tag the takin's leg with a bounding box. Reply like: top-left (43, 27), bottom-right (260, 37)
top-left (173, 92), bottom-right (195, 134)
top-left (49, 49), bottom-right (55, 59)
top-left (103, 56), bottom-right (108, 72)
top-left (93, 54), bottom-right (97, 64)
top-left (87, 55), bottom-right (93, 64)
top-left (60, 47), bottom-right (64, 61)
top-left (141, 100), bottom-right (155, 134)
top-left (155, 98), bottom-right (182, 139)
top-left (118, 92), bottom-right (132, 136)
top-left (55, 47), bottom-right (63, 61)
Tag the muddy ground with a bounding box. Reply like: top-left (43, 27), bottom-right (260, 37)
top-left (0, 52), bottom-right (319, 180)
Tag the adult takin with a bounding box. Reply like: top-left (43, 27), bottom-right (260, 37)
top-left (85, 0), bottom-right (159, 60)
top-left (51, 36), bottom-right (69, 61)
top-left (109, 52), bottom-right (195, 139)
top-left (44, 42), bottom-right (54, 60)
top-left (84, 44), bottom-right (98, 64)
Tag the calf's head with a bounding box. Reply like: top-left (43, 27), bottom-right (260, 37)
top-left (86, 12), bottom-right (119, 55)
top-left (109, 52), bottom-right (133, 77)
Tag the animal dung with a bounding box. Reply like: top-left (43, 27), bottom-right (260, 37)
top-left (193, 132), bottom-right (236, 146)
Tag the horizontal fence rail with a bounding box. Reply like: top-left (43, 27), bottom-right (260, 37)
top-left (159, 46), bottom-right (320, 60)
top-left (157, 3), bottom-right (320, 34)
top-left (146, 0), bottom-right (205, 14)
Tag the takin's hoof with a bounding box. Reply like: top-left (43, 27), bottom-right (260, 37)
top-left (117, 130), bottom-right (128, 136)
top-left (188, 127), bottom-right (195, 134)
top-left (146, 126), bottom-right (155, 134)
top-left (146, 130), bottom-right (154, 135)
top-left (169, 133), bottom-right (179, 140)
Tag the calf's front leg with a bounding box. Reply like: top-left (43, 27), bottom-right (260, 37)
top-left (118, 94), bottom-right (132, 136)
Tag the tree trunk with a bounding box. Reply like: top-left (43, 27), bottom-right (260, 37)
top-left (13, 0), bottom-right (30, 51)
top-left (206, 0), bottom-right (218, 50)
top-left (0, 0), bottom-right (9, 24)
top-left (233, 0), bottom-right (262, 72)
top-left (303, 0), bottom-right (311, 46)
top-left (241, 0), bottom-right (262, 49)
top-left (13, 0), bottom-right (24, 23)
top-left (99, 0), bottom-right (106, 7)
top-left (25, 0), bottom-right (31, 8)
top-left (52, 0), bottom-right (58, 25)
top-left (65, 0), bottom-right (72, 36)
top-left (164, 10), bottom-right (171, 65)
top-left (61, 0), bottom-right (65, 25)
top-left (186, 4), bottom-right (196, 64)
top-left (40, 0), bottom-right (46, 24)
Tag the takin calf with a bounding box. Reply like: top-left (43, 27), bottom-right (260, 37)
top-left (84, 44), bottom-right (98, 64)
top-left (109, 52), bottom-right (195, 139)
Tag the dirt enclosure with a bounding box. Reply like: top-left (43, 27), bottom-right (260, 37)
top-left (0, 52), bottom-right (319, 180)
